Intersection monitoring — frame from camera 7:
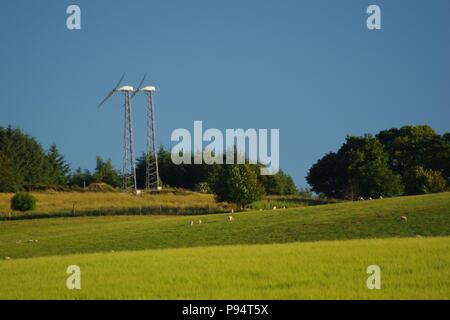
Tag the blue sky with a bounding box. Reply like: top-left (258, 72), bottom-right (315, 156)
top-left (0, 0), bottom-right (449, 187)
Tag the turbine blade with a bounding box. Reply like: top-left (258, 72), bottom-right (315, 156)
top-left (114, 72), bottom-right (126, 90)
top-left (98, 73), bottom-right (126, 107)
top-left (98, 90), bottom-right (115, 107)
top-left (131, 74), bottom-right (147, 99)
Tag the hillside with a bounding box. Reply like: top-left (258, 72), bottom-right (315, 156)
top-left (1, 192), bottom-right (449, 259)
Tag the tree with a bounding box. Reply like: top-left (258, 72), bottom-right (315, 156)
top-left (340, 136), bottom-right (404, 199)
top-left (0, 126), bottom-right (52, 187)
top-left (307, 152), bottom-right (346, 198)
top-left (259, 170), bottom-right (298, 195)
top-left (307, 135), bottom-right (404, 199)
top-left (213, 164), bottom-right (264, 207)
top-left (403, 166), bottom-right (447, 195)
top-left (92, 156), bottom-right (121, 188)
top-left (376, 125), bottom-right (450, 180)
top-left (68, 167), bottom-right (94, 188)
top-left (46, 144), bottom-right (70, 185)
top-left (0, 152), bottom-right (21, 192)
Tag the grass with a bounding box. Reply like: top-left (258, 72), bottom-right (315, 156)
top-left (249, 195), bottom-right (339, 210)
top-left (1, 192), bottom-right (449, 259)
top-left (0, 237), bottom-right (448, 299)
top-left (0, 191), bottom-right (229, 219)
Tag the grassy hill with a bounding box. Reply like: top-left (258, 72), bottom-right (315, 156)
top-left (1, 192), bottom-right (449, 259)
top-left (0, 237), bottom-right (448, 299)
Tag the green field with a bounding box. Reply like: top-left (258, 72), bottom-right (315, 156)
top-left (0, 237), bottom-right (448, 299)
top-left (0, 192), bottom-right (449, 299)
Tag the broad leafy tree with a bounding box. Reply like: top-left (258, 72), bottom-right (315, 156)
top-left (213, 164), bottom-right (264, 206)
top-left (307, 135), bottom-right (403, 199)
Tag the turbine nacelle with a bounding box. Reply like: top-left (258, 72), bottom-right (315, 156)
top-left (141, 86), bottom-right (156, 92)
top-left (117, 86), bottom-right (135, 93)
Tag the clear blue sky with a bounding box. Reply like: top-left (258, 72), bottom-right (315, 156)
top-left (1, 0), bottom-right (449, 187)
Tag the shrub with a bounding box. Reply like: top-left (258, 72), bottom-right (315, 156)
top-left (87, 182), bottom-right (117, 192)
top-left (10, 192), bottom-right (37, 212)
top-left (194, 182), bottom-right (212, 194)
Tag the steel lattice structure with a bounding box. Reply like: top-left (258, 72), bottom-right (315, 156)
top-left (142, 86), bottom-right (160, 190)
top-left (98, 74), bottom-right (147, 193)
top-left (122, 91), bottom-right (137, 191)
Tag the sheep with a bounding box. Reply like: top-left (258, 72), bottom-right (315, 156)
top-left (190, 220), bottom-right (194, 226)
top-left (401, 216), bottom-right (408, 222)
top-left (368, 197), bottom-right (373, 200)
top-left (228, 216), bottom-right (234, 222)
top-left (231, 209), bottom-right (234, 214)
top-left (379, 196), bottom-right (383, 200)
top-left (134, 189), bottom-right (142, 196)
top-left (4, 256), bottom-right (11, 260)
top-left (198, 219), bottom-right (202, 225)
top-left (273, 206), bottom-right (277, 210)
top-left (357, 197), bottom-right (365, 201)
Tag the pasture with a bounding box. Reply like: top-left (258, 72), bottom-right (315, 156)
top-left (0, 192), bottom-right (449, 299)
top-left (0, 192), bottom-right (449, 259)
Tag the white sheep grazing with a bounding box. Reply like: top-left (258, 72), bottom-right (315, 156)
top-left (273, 206), bottom-right (277, 210)
top-left (379, 196), bottom-right (383, 199)
top-left (368, 197), bottom-right (373, 200)
top-left (357, 197), bottom-right (365, 201)
top-left (4, 256), bottom-right (11, 260)
top-left (190, 220), bottom-right (194, 226)
top-left (198, 219), bottom-right (202, 225)
top-left (135, 189), bottom-right (142, 196)
top-left (401, 216), bottom-right (408, 222)
top-left (228, 216), bottom-right (234, 221)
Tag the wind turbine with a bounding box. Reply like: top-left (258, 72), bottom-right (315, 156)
top-left (141, 83), bottom-right (161, 190)
top-left (98, 73), bottom-right (146, 192)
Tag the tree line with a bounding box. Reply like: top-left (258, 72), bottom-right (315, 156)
top-left (3, 124), bottom-right (447, 203)
top-left (0, 126), bottom-right (298, 202)
top-left (307, 125), bottom-right (450, 199)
